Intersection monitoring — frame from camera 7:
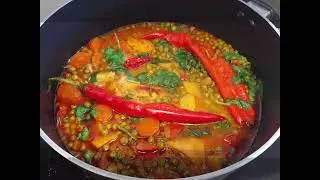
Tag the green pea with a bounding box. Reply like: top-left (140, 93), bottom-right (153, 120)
top-left (120, 136), bottom-right (129, 145)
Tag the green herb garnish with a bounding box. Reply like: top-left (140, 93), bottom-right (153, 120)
top-left (185, 128), bottom-right (211, 137)
top-left (77, 127), bottom-right (89, 141)
top-left (136, 70), bottom-right (181, 92)
top-left (155, 39), bottom-right (170, 48)
top-left (174, 48), bottom-right (206, 73)
top-left (123, 93), bottom-right (134, 100)
top-left (215, 120), bottom-right (231, 129)
top-left (128, 117), bottom-right (140, 123)
top-left (75, 105), bottom-right (96, 121)
top-left (102, 47), bottom-right (126, 72)
top-left (231, 64), bottom-right (262, 103)
top-left (84, 150), bottom-right (94, 163)
top-left (227, 99), bottom-right (251, 110)
top-left (89, 73), bottom-right (97, 83)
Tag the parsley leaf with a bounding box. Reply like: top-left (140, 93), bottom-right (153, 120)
top-left (227, 99), bottom-right (251, 110)
top-left (75, 105), bottom-right (91, 120)
top-left (102, 47), bottom-right (126, 72)
top-left (136, 70), bottom-right (182, 92)
top-left (84, 150), bottom-right (94, 163)
top-left (77, 127), bottom-right (89, 141)
top-left (89, 73), bottom-right (97, 83)
top-left (223, 51), bottom-right (246, 62)
top-left (184, 128), bottom-right (211, 137)
top-left (215, 120), bottom-right (231, 129)
top-left (123, 93), bottom-right (134, 100)
top-left (90, 105), bottom-right (97, 119)
top-left (128, 117), bottom-right (140, 123)
top-left (75, 105), bottom-right (96, 121)
top-left (174, 48), bottom-right (206, 73)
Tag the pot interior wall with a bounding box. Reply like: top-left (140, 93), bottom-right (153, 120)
top-left (40, 0), bottom-right (279, 174)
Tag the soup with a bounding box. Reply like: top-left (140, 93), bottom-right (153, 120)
top-left (50, 22), bottom-right (262, 178)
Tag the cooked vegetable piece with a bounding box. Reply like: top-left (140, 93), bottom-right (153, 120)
top-left (167, 137), bottom-right (205, 163)
top-left (57, 83), bottom-right (85, 105)
top-left (95, 104), bottom-right (113, 122)
top-left (136, 118), bottom-right (160, 137)
top-left (91, 131), bottom-right (122, 148)
top-left (69, 51), bottom-right (92, 68)
top-left (179, 94), bottom-right (196, 111)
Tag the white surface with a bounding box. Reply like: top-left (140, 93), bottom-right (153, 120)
top-left (40, 0), bottom-right (69, 22)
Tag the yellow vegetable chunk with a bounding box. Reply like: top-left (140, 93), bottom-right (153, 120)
top-left (127, 37), bottom-right (154, 54)
top-left (167, 137), bottom-right (205, 163)
top-left (207, 154), bottom-right (226, 170)
top-left (183, 81), bottom-right (202, 97)
top-left (91, 131), bottom-right (122, 148)
top-left (96, 72), bottom-right (115, 83)
top-left (180, 94), bottom-right (196, 111)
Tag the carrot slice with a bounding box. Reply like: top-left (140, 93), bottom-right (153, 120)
top-left (69, 51), bottom-right (92, 68)
top-left (95, 104), bottom-right (113, 123)
top-left (136, 118), bottom-right (160, 137)
top-left (57, 83), bottom-right (85, 105)
top-left (88, 37), bottom-right (106, 53)
top-left (92, 52), bottom-right (106, 70)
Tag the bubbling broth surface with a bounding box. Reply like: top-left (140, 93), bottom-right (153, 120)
top-left (52, 22), bottom-right (262, 178)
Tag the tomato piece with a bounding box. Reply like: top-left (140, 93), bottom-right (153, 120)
top-left (57, 83), bottom-right (85, 106)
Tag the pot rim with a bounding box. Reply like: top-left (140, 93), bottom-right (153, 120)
top-left (40, 0), bottom-right (280, 179)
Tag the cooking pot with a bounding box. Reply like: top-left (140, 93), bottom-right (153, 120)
top-left (40, 0), bottom-right (280, 179)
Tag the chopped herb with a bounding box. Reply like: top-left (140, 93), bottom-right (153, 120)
top-left (136, 70), bottom-right (181, 92)
top-left (75, 105), bottom-right (90, 120)
top-left (185, 128), bottom-right (211, 137)
top-left (174, 48), bottom-right (206, 73)
top-left (75, 105), bottom-right (96, 121)
top-left (215, 120), bottom-right (231, 129)
top-left (123, 93), bottom-right (134, 100)
top-left (155, 39), bottom-right (170, 48)
top-left (227, 99), bottom-right (251, 110)
top-left (231, 64), bottom-right (262, 103)
top-left (84, 150), bottom-right (94, 163)
top-left (223, 51), bottom-right (246, 62)
top-left (102, 47), bottom-right (126, 72)
top-left (89, 73), bottom-right (97, 83)
top-left (77, 127), bottom-right (89, 141)
top-left (90, 105), bottom-right (97, 118)
top-left (128, 117), bottom-right (140, 123)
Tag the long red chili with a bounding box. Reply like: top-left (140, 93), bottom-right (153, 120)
top-left (84, 84), bottom-right (225, 124)
top-left (141, 31), bottom-right (256, 126)
top-left (124, 57), bottom-right (153, 69)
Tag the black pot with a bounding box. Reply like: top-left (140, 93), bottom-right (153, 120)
top-left (40, 0), bottom-right (280, 179)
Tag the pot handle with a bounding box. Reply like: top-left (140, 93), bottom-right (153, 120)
top-left (243, 0), bottom-right (280, 32)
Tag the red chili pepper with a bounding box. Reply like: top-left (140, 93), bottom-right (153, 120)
top-left (141, 31), bottom-right (256, 126)
top-left (83, 84), bottom-right (225, 124)
top-left (141, 30), bottom-right (168, 40)
top-left (124, 57), bottom-right (153, 69)
top-left (223, 133), bottom-right (242, 147)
